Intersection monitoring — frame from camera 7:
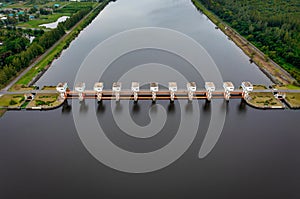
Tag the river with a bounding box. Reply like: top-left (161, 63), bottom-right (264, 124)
top-left (0, 0), bottom-right (299, 198)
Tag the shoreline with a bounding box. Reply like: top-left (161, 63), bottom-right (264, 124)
top-left (1, 0), bottom-right (112, 92)
top-left (1, 84), bottom-right (300, 117)
top-left (191, 0), bottom-right (298, 86)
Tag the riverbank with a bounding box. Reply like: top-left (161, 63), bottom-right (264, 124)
top-left (243, 85), bottom-right (284, 109)
top-left (8, 0), bottom-right (112, 91)
top-left (1, 87), bottom-right (300, 117)
top-left (0, 109), bottom-right (6, 117)
top-left (26, 93), bottom-right (63, 110)
top-left (246, 92), bottom-right (285, 109)
top-left (191, 0), bottom-right (298, 86)
top-left (0, 92), bottom-right (64, 113)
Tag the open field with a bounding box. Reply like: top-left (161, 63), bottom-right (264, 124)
top-left (9, 84), bottom-right (35, 92)
top-left (15, 2), bottom-right (96, 29)
top-left (284, 93), bottom-right (300, 108)
top-left (274, 85), bottom-right (300, 90)
top-left (27, 93), bottom-right (61, 108)
top-left (253, 85), bottom-right (268, 90)
top-left (0, 94), bottom-right (25, 108)
top-left (247, 92), bottom-right (284, 109)
top-left (4, 1), bottom-right (31, 9)
top-left (18, 13), bottom-right (69, 29)
top-left (41, 86), bottom-right (56, 90)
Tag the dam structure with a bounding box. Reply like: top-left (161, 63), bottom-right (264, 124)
top-left (56, 81), bottom-right (255, 102)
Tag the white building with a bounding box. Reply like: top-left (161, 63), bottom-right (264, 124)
top-left (75, 82), bottom-right (85, 93)
top-left (131, 82), bottom-right (139, 92)
top-left (241, 81), bottom-right (253, 92)
top-left (150, 82), bottom-right (159, 92)
top-left (112, 82), bottom-right (121, 101)
top-left (56, 82), bottom-right (68, 99)
top-left (205, 82), bottom-right (215, 92)
top-left (168, 82), bottom-right (177, 92)
top-left (187, 82), bottom-right (196, 92)
top-left (94, 82), bottom-right (104, 92)
top-left (112, 82), bottom-right (122, 92)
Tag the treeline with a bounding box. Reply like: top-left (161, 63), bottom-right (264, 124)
top-left (61, 0), bottom-right (113, 52)
top-left (0, 6), bottom-right (94, 87)
top-left (196, 0), bottom-right (300, 82)
top-left (0, 28), bottom-right (44, 66)
top-left (0, 24), bottom-right (65, 86)
top-left (62, 8), bottom-right (92, 30)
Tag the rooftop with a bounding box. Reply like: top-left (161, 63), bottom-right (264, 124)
top-left (187, 82), bottom-right (196, 88)
top-left (242, 81), bottom-right (253, 88)
top-left (94, 82), bottom-right (104, 88)
top-left (75, 82), bottom-right (85, 88)
top-left (57, 82), bottom-right (67, 88)
top-left (132, 82), bottom-right (139, 88)
top-left (112, 82), bottom-right (122, 88)
top-left (205, 82), bottom-right (215, 88)
top-left (223, 82), bottom-right (234, 88)
top-left (169, 82), bottom-right (177, 88)
top-left (150, 82), bottom-right (158, 88)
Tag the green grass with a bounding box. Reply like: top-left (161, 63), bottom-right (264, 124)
top-left (43, 1), bottom-right (70, 8)
top-left (5, 1), bottom-right (32, 9)
top-left (41, 86), bottom-right (56, 90)
top-left (248, 92), bottom-right (284, 108)
top-left (274, 84), bottom-right (300, 90)
top-left (16, 2), bottom-right (96, 29)
top-left (253, 85), bottom-right (268, 90)
top-left (21, 101), bottom-right (29, 109)
top-left (27, 93), bottom-right (60, 108)
top-left (286, 85), bottom-right (300, 90)
top-left (285, 93), bottom-right (300, 108)
top-left (9, 84), bottom-right (35, 92)
top-left (0, 94), bottom-right (25, 107)
top-left (18, 13), bottom-right (70, 29)
top-left (56, 2), bottom-right (96, 13)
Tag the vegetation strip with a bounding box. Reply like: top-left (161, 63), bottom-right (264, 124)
top-left (284, 93), bottom-right (300, 109)
top-left (191, 0), bottom-right (299, 85)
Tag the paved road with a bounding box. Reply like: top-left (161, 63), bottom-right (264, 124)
top-left (1, 89), bottom-right (300, 96)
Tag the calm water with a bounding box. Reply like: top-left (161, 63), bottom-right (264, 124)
top-left (39, 16), bottom-right (70, 29)
top-left (1, 0), bottom-right (300, 198)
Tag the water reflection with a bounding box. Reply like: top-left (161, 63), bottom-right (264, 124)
top-left (61, 100), bottom-right (72, 114)
top-left (238, 99), bottom-right (247, 111)
top-left (114, 102), bottom-right (123, 113)
top-left (185, 102), bottom-right (193, 114)
top-left (222, 100), bottom-right (229, 114)
top-left (202, 100), bottom-right (211, 111)
top-left (132, 103), bottom-right (140, 113)
top-left (167, 103), bottom-right (175, 113)
top-left (79, 100), bottom-right (89, 113)
top-left (97, 101), bottom-right (106, 113)
top-left (150, 103), bottom-right (158, 113)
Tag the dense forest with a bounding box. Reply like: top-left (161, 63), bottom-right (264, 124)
top-left (197, 0), bottom-right (300, 82)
